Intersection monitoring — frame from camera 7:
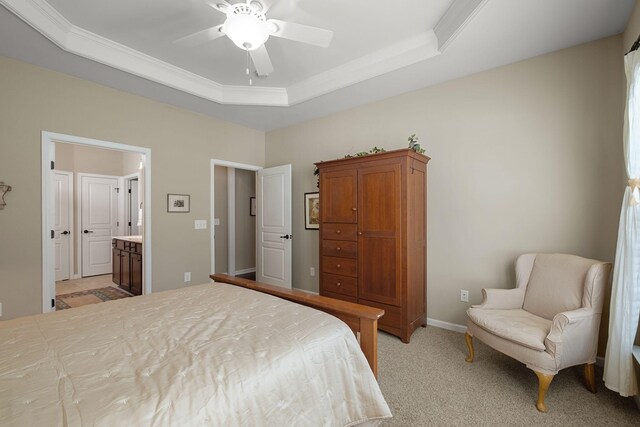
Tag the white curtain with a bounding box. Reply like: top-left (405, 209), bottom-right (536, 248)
top-left (603, 50), bottom-right (640, 397)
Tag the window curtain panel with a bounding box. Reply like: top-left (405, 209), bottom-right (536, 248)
top-left (603, 50), bottom-right (640, 397)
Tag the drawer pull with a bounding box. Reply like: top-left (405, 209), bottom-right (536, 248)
top-left (358, 231), bottom-right (363, 236)
top-left (336, 282), bottom-right (342, 287)
top-left (352, 207), bottom-right (356, 211)
top-left (335, 229), bottom-right (341, 234)
top-left (336, 247), bottom-right (341, 251)
top-left (336, 264), bottom-right (341, 268)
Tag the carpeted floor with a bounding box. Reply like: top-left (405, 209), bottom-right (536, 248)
top-left (377, 327), bottom-right (638, 426)
top-left (56, 287), bottom-right (132, 310)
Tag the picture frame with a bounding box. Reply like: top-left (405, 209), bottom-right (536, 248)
top-left (304, 192), bottom-right (320, 230)
top-left (167, 194), bottom-right (190, 213)
top-left (250, 197), bottom-right (256, 216)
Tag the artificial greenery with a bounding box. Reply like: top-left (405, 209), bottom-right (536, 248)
top-left (313, 138), bottom-right (425, 188)
top-left (407, 134), bottom-right (425, 154)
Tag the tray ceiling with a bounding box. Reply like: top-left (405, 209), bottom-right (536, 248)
top-left (0, 0), bottom-right (634, 130)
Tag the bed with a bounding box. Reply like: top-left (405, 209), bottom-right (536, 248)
top-left (0, 277), bottom-right (391, 426)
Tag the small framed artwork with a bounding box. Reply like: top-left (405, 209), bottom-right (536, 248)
top-left (250, 197), bottom-right (257, 216)
top-left (167, 194), bottom-right (190, 213)
top-left (304, 192), bottom-right (320, 230)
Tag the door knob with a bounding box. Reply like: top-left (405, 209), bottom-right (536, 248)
top-left (83, 230), bottom-right (94, 234)
top-left (61, 230), bottom-right (70, 235)
top-left (279, 234), bottom-right (291, 239)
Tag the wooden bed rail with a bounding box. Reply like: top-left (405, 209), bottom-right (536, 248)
top-left (210, 274), bottom-right (384, 377)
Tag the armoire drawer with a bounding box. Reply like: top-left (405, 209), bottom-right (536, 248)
top-left (322, 256), bottom-right (358, 277)
top-left (322, 223), bottom-right (357, 241)
top-left (321, 273), bottom-right (357, 297)
top-left (322, 240), bottom-right (357, 258)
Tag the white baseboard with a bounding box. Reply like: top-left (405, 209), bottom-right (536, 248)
top-left (234, 268), bottom-right (256, 275)
top-left (427, 317), bottom-right (467, 333)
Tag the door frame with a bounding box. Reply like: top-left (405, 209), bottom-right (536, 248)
top-left (76, 172), bottom-right (121, 278)
top-left (122, 172), bottom-right (141, 236)
top-left (53, 170), bottom-right (74, 281)
top-left (42, 131), bottom-right (152, 313)
top-left (210, 159), bottom-right (262, 277)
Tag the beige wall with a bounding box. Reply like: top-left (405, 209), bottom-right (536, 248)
top-left (0, 55), bottom-right (264, 320)
top-left (266, 36), bottom-right (625, 329)
top-left (234, 169), bottom-right (256, 271)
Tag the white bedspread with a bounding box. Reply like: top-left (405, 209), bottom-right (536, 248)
top-left (0, 283), bottom-right (391, 426)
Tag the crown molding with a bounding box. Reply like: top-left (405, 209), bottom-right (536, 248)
top-left (1, 0), bottom-right (479, 107)
top-left (1, 0), bottom-right (288, 106)
top-left (287, 31), bottom-right (440, 106)
top-left (434, 0), bottom-right (488, 52)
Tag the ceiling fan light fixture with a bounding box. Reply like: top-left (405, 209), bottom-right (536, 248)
top-left (223, 13), bottom-right (269, 51)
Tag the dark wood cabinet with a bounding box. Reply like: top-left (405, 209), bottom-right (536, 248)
top-left (316, 149), bottom-right (428, 343)
top-left (112, 238), bottom-right (143, 296)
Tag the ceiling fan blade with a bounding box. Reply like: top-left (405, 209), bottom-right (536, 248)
top-left (250, 45), bottom-right (274, 76)
top-left (268, 19), bottom-right (333, 48)
top-left (175, 24), bottom-right (225, 46)
top-left (205, 0), bottom-right (233, 14)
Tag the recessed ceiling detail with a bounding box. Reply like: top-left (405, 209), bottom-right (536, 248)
top-left (0, 0), bottom-right (482, 106)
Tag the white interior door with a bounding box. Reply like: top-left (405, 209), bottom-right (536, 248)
top-left (257, 164), bottom-right (292, 288)
top-left (81, 175), bottom-right (119, 277)
top-left (54, 171), bottom-right (72, 281)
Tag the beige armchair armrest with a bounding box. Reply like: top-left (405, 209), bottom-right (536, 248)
top-left (545, 308), bottom-right (600, 369)
top-left (473, 288), bottom-right (525, 309)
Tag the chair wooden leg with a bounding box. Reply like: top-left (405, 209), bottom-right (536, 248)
top-left (584, 363), bottom-right (597, 393)
top-left (465, 332), bottom-right (474, 363)
top-left (534, 371), bottom-right (554, 413)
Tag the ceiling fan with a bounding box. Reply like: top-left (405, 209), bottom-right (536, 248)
top-left (177, 0), bottom-right (333, 82)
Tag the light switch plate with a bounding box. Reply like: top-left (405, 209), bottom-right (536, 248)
top-left (214, 218), bottom-right (220, 226)
top-left (184, 272), bottom-right (191, 282)
top-left (194, 220), bottom-right (207, 229)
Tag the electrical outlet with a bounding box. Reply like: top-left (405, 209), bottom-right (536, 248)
top-left (184, 272), bottom-right (191, 283)
top-left (194, 220), bottom-right (207, 229)
top-left (214, 218), bottom-right (220, 226)
top-left (460, 290), bottom-right (469, 303)
top-left (310, 267), bottom-right (316, 277)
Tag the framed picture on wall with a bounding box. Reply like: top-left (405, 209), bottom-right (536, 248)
top-left (304, 192), bottom-right (320, 230)
top-left (167, 194), bottom-right (190, 213)
top-left (250, 197), bottom-right (256, 216)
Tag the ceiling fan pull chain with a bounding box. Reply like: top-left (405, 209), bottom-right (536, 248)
top-left (246, 49), bottom-right (253, 86)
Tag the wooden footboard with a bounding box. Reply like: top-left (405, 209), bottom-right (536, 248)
top-left (210, 274), bottom-right (384, 377)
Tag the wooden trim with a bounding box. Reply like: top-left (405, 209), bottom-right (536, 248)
top-left (210, 274), bottom-right (384, 377)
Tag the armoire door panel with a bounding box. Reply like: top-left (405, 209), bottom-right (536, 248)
top-left (320, 169), bottom-right (357, 223)
top-left (358, 165), bottom-right (400, 234)
top-left (359, 236), bottom-right (400, 306)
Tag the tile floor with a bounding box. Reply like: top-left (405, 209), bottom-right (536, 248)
top-left (55, 274), bottom-right (120, 296)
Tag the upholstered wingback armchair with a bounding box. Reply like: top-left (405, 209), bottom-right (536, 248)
top-left (465, 253), bottom-right (611, 412)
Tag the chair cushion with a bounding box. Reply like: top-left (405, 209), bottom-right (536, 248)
top-left (522, 254), bottom-right (595, 320)
top-left (467, 308), bottom-right (552, 351)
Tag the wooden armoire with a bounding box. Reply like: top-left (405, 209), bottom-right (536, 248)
top-left (316, 149), bottom-right (429, 343)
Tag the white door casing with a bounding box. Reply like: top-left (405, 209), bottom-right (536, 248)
top-left (80, 174), bottom-right (119, 277)
top-left (53, 171), bottom-right (73, 281)
top-left (257, 164), bottom-right (292, 289)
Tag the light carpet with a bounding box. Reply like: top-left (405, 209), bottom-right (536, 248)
top-left (377, 327), bottom-right (638, 426)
